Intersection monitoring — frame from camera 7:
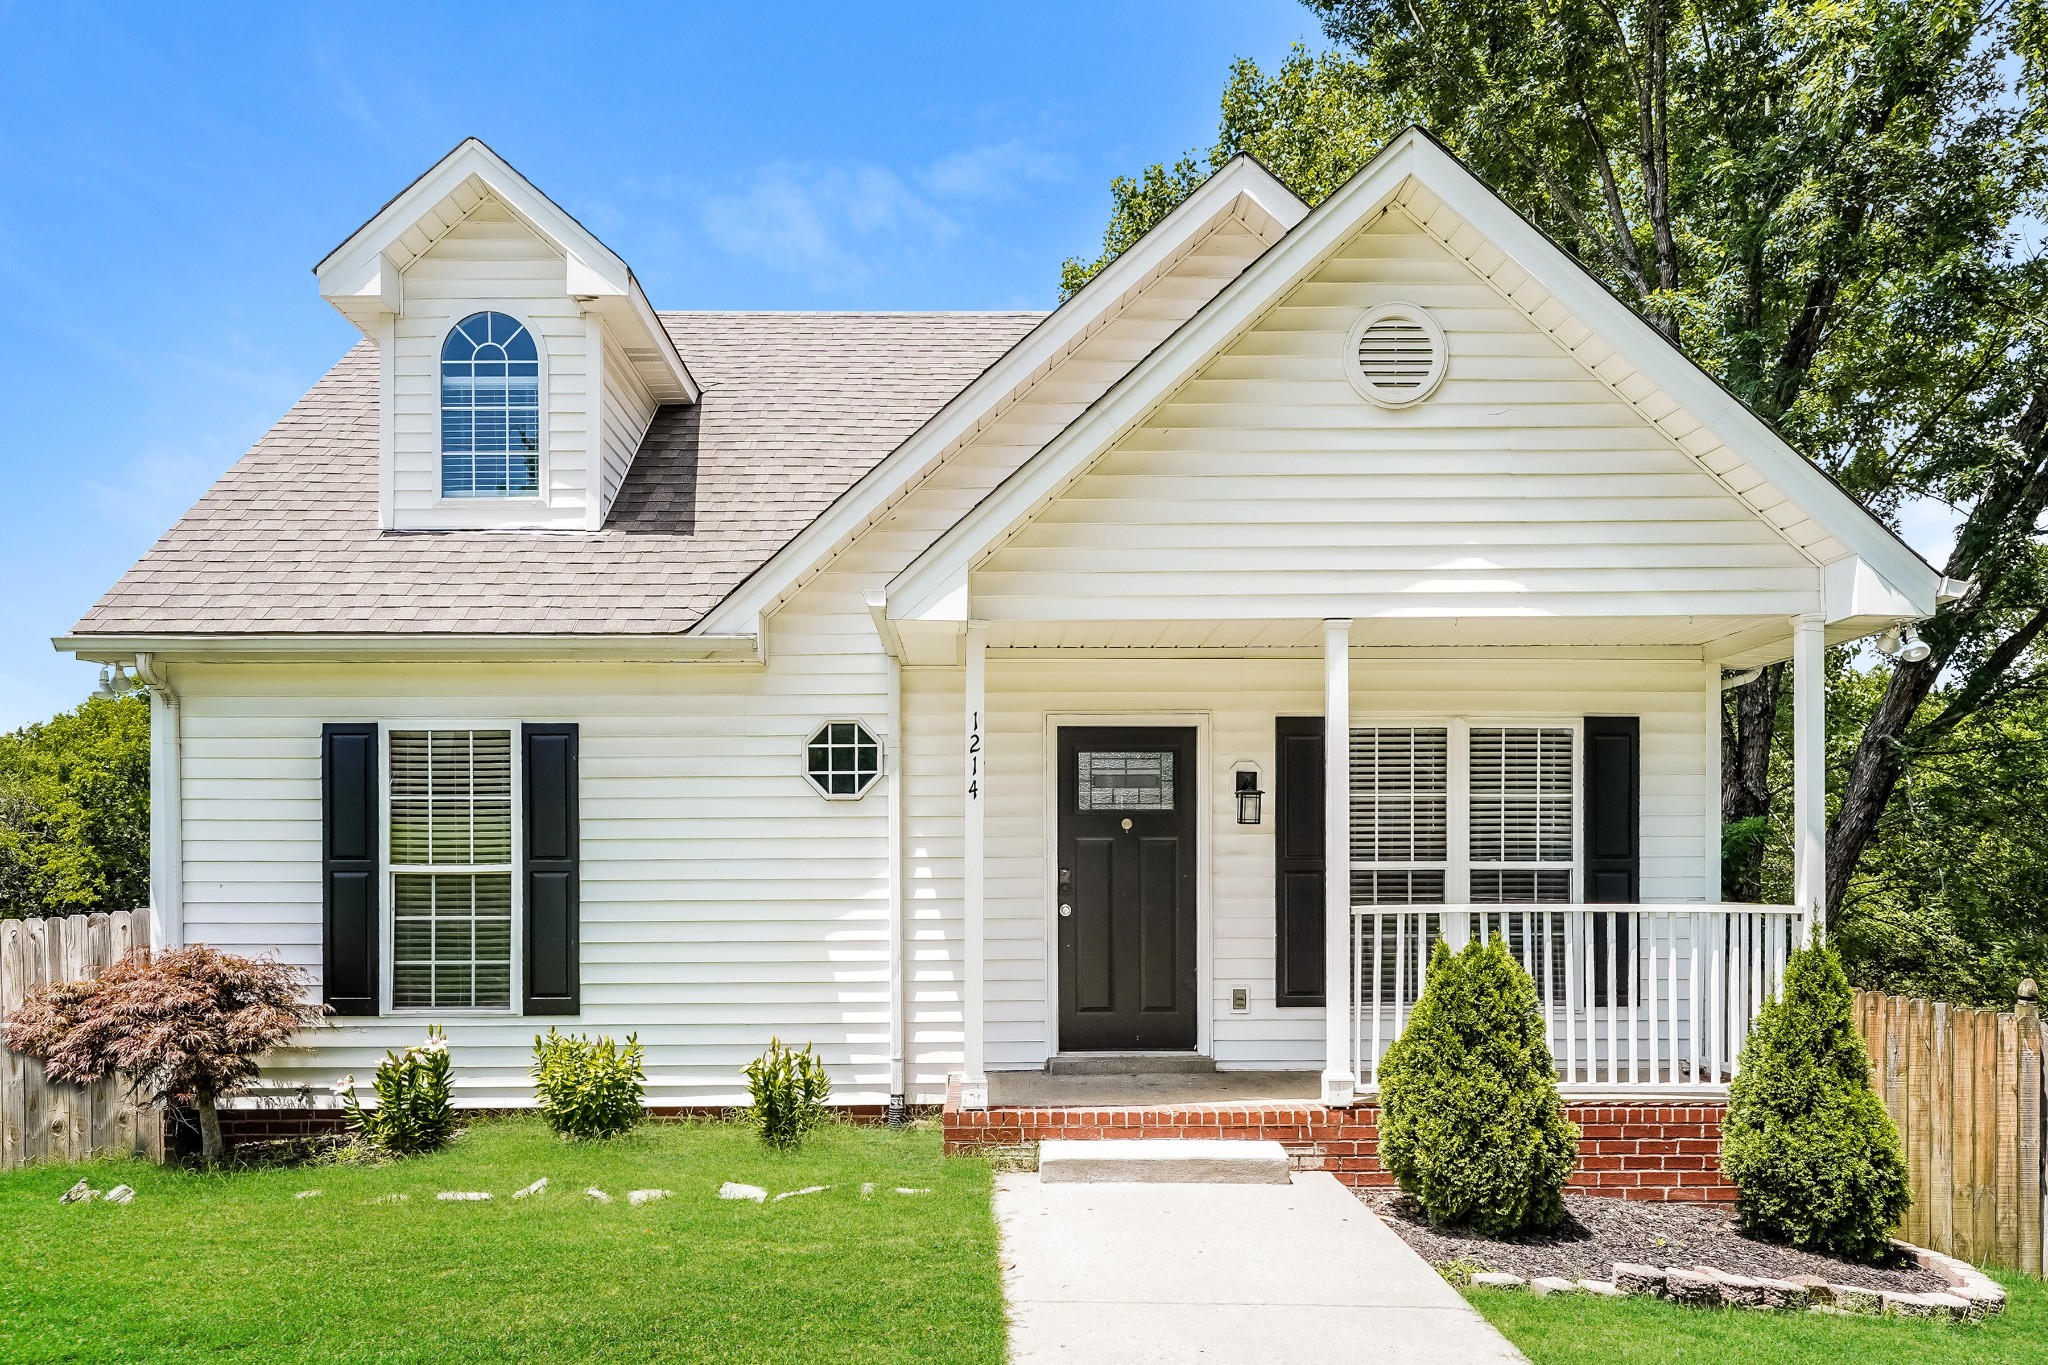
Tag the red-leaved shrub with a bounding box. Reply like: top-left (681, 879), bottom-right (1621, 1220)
top-left (5, 945), bottom-right (325, 1164)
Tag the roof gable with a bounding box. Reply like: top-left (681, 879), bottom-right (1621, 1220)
top-left (887, 129), bottom-right (1941, 636)
top-left (315, 138), bottom-right (696, 404)
top-left (691, 156), bottom-right (1309, 635)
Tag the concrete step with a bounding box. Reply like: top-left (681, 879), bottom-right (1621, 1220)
top-left (1045, 1051), bottom-right (1217, 1076)
top-left (1038, 1138), bottom-right (1293, 1185)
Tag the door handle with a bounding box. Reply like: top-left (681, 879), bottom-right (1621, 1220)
top-left (1059, 904), bottom-right (1072, 917)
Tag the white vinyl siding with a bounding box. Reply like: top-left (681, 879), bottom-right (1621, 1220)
top-left (388, 730), bottom-right (515, 1011)
top-left (598, 328), bottom-right (658, 522)
top-left (970, 210), bottom-right (1820, 633)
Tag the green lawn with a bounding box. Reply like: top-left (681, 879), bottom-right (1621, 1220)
top-left (0, 1118), bottom-right (1006, 1364)
top-left (1465, 1270), bottom-right (2048, 1364)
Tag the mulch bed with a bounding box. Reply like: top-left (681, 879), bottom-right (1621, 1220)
top-left (1354, 1188), bottom-right (1950, 1293)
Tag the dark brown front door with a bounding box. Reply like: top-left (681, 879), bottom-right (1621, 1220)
top-left (1056, 727), bottom-right (1198, 1051)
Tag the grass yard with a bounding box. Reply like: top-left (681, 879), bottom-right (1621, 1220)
top-left (0, 1118), bottom-right (1006, 1364)
top-left (1465, 1269), bottom-right (2048, 1364)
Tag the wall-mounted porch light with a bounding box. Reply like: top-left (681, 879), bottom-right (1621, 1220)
top-left (1234, 764), bottom-right (1265, 825)
top-left (1875, 626), bottom-right (1933, 664)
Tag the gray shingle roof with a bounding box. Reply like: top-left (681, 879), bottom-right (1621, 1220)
top-left (74, 311), bottom-right (1044, 636)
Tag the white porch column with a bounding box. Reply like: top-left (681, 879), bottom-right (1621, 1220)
top-left (1791, 614), bottom-right (1826, 942)
top-left (959, 621), bottom-right (990, 1108)
top-left (1322, 619), bottom-right (1355, 1105)
top-left (1703, 664), bottom-right (1722, 904)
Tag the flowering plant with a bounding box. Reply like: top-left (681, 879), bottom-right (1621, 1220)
top-left (337, 1026), bottom-right (456, 1156)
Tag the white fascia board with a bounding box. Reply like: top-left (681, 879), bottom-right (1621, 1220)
top-left (53, 633), bottom-right (760, 666)
top-left (1823, 554), bottom-right (1934, 624)
top-left (889, 128), bottom-right (1942, 619)
top-left (1390, 134), bottom-right (1939, 604)
top-left (314, 138), bottom-right (695, 403)
top-left (886, 139), bottom-right (1423, 618)
top-left (688, 156), bottom-right (1309, 637)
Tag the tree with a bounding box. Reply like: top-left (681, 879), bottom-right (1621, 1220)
top-left (1065, 1), bottom-right (2048, 937)
top-left (4, 945), bottom-right (325, 1166)
top-left (1377, 937), bottom-right (1579, 1233)
top-left (1721, 943), bottom-right (1911, 1260)
top-left (0, 693), bottom-right (149, 917)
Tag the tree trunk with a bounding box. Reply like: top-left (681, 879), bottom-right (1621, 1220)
top-left (194, 1085), bottom-right (225, 1168)
top-left (1720, 664), bottom-right (1782, 901)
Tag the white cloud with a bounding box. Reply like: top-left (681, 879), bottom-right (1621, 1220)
top-left (699, 136), bottom-right (1069, 290)
top-left (701, 163), bottom-right (955, 288)
top-left (919, 138), bottom-right (1070, 199)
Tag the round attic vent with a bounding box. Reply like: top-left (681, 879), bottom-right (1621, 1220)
top-left (1343, 303), bottom-right (1447, 407)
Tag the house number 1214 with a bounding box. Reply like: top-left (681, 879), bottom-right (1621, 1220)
top-left (967, 710), bottom-right (981, 801)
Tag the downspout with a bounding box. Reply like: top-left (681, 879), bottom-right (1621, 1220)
top-left (864, 590), bottom-right (909, 1125)
top-left (132, 653), bottom-right (182, 952)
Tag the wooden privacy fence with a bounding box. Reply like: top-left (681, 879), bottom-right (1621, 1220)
top-left (1855, 985), bottom-right (2045, 1278)
top-left (0, 908), bottom-right (160, 1169)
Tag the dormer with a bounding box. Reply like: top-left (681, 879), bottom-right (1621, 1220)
top-left (315, 139), bottom-right (697, 532)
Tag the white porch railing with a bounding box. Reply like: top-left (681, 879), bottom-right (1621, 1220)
top-left (1351, 904), bottom-right (1807, 1093)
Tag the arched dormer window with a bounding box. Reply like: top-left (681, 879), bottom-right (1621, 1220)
top-left (441, 311), bottom-right (540, 498)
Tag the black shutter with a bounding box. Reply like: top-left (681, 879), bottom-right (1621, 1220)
top-left (1274, 716), bottom-right (1326, 1007)
top-left (522, 723), bottom-right (580, 1015)
top-left (1584, 716), bottom-right (1640, 1006)
top-left (321, 723), bottom-right (379, 1016)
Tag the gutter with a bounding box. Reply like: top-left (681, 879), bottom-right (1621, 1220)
top-left (865, 589), bottom-right (909, 1124)
top-left (131, 653), bottom-right (182, 952)
top-left (54, 632), bottom-right (763, 666)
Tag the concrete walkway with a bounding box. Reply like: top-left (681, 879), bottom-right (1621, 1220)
top-left (996, 1171), bottom-right (1527, 1364)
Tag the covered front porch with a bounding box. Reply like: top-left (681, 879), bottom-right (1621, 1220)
top-left (919, 612), bottom-right (1827, 1112)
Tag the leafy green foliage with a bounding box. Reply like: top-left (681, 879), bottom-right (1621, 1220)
top-left (0, 693), bottom-right (148, 917)
top-left (1378, 936), bottom-right (1578, 1234)
top-left (531, 1029), bottom-right (645, 1141)
top-left (1721, 944), bottom-right (1911, 1261)
top-left (744, 1036), bottom-right (832, 1150)
top-left (1830, 662), bottom-right (2048, 1006)
top-left (1058, 46), bottom-right (1400, 295)
top-left (337, 1027), bottom-right (456, 1156)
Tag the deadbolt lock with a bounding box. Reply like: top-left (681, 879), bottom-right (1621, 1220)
top-left (1059, 904), bottom-right (1072, 917)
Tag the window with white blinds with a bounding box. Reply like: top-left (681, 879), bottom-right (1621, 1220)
top-left (1468, 726), bottom-right (1574, 903)
top-left (1348, 723), bottom-right (1576, 906)
top-left (389, 730), bottom-right (514, 1010)
top-left (1349, 727), bottom-right (1448, 905)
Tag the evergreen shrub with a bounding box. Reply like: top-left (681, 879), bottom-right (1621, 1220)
top-left (1378, 935), bottom-right (1578, 1234)
top-left (1721, 943), bottom-right (1910, 1261)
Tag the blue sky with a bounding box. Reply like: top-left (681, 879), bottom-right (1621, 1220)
top-left (0, 1), bottom-right (1320, 729)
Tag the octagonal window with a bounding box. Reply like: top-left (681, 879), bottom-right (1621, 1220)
top-left (806, 721), bottom-right (881, 799)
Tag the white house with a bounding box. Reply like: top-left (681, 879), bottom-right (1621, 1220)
top-left (63, 132), bottom-right (1947, 1128)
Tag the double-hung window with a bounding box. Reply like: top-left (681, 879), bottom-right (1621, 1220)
top-left (1348, 722), bottom-right (1578, 905)
top-left (388, 729), bottom-right (515, 1010)
top-left (1351, 722), bottom-right (1580, 1000)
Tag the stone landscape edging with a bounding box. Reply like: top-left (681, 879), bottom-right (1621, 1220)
top-left (1465, 1237), bottom-right (2005, 1322)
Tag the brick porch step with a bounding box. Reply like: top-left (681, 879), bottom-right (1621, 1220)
top-left (1038, 1138), bottom-right (1293, 1184)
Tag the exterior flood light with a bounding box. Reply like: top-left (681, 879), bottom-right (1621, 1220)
top-left (1876, 626), bottom-right (1933, 664)
top-left (1234, 766), bottom-right (1265, 825)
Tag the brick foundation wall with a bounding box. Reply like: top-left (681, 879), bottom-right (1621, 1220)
top-left (944, 1096), bottom-right (1734, 1203)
